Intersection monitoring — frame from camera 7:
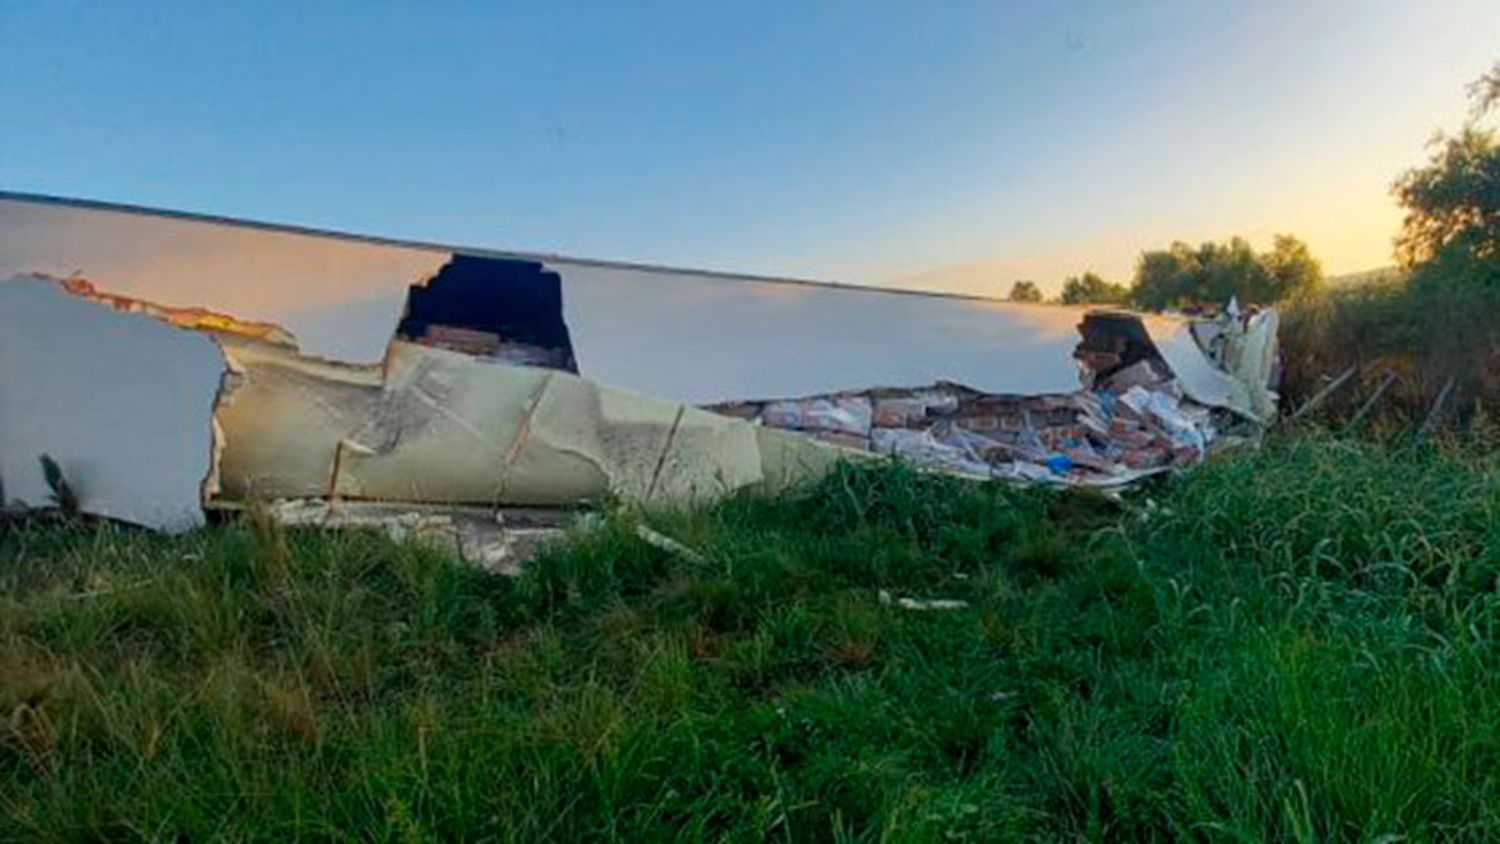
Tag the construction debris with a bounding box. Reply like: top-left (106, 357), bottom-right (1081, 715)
top-left (262, 500), bottom-right (571, 575)
top-left (0, 266), bottom-right (1277, 533)
top-left (0, 196), bottom-right (1282, 552)
top-left (703, 307), bottom-right (1274, 487)
top-left (214, 337), bottom-right (847, 507)
top-left (635, 524), bottom-right (709, 565)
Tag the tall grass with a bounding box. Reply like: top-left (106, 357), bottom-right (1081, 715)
top-left (3, 437), bottom-right (1500, 840)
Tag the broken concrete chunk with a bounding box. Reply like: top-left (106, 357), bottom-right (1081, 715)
top-left (801, 397), bottom-right (873, 437)
top-left (263, 499), bottom-right (569, 575)
top-left (1222, 309), bottom-right (1280, 422)
top-left (872, 397), bottom-right (930, 428)
top-left (0, 275), bottom-right (227, 532)
top-left (1148, 321), bottom-right (1273, 423)
top-left (335, 344), bottom-right (561, 503)
top-left (752, 426), bottom-right (850, 495)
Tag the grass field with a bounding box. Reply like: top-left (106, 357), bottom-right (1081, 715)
top-left (3, 434), bottom-right (1500, 840)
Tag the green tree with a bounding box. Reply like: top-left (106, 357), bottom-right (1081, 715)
top-left (1058, 271), bottom-right (1129, 305)
top-left (1389, 62), bottom-right (1500, 405)
top-left (1392, 61), bottom-right (1500, 268)
top-left (1261, 234), bottom-right (1323, 301)
top-left (1129, 235), bottom-right (1321, 310)
top-left (1130, 243), bottom-right (1197, 311)
top-left (1393, 128), bottom-right (1500, 266)
top-left (1007, 280), bottom-right (1043, 303)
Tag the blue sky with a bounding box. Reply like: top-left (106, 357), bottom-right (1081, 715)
top-left (3, 1), bottom-right (1498, 295)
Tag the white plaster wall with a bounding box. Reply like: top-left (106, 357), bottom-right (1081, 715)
top-left (0, 198), bottom-right (445, 362)
top-left (557, 263), bottom-right (1095, 403)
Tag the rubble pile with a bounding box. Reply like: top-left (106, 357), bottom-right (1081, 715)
top-left (706, 308), bottom-right (1271, 487)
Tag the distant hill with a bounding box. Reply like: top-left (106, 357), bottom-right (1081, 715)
top-left (1326, 266), bottom-right (1407, 287)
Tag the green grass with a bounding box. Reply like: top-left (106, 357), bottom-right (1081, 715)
top-left (4, 435), bottom-right (1500, 841)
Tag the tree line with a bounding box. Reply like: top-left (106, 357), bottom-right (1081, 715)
top-left (1006, 234), bottom-right (1322, 310)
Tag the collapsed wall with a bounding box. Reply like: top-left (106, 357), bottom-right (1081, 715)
top-left (0, 197), bottom-right (1279, 533)
top-left (0, 261), bottom-right (855, 530)
top-left (703, 308), bottom-right (1276, 487)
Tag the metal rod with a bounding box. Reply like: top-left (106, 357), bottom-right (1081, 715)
top-left (1290, 366), bottom-right (1357, 422)
top-left (1418, 376), bottom-right (1457, 437)
top-left (1347, 371), bottom-right (1398, 430)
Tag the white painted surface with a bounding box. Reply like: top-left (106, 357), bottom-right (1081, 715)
top-left (0, 198), bottom-right (444, 362)
top-left (0, 195), bottom-right (1172, 405)
top-left (0, 276), bottom-right (225, 531)
top-left (550, 263), bottom-right (1096, 402)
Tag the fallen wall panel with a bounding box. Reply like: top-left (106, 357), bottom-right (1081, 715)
top-left (0, 275), bottom-right (225, 531)
top-left (330, 342), bottom-right (839, 506)
top-left (214, 339), bottom-right (850, 508)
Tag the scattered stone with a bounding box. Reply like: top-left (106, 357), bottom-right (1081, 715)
top-left (260, 500), bottom-right (571, 575)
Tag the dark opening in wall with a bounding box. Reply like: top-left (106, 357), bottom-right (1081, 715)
top-left (397, 254), bottom-right (577, 371)
top-left (1073, 311), bottom-right (1165, 382)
